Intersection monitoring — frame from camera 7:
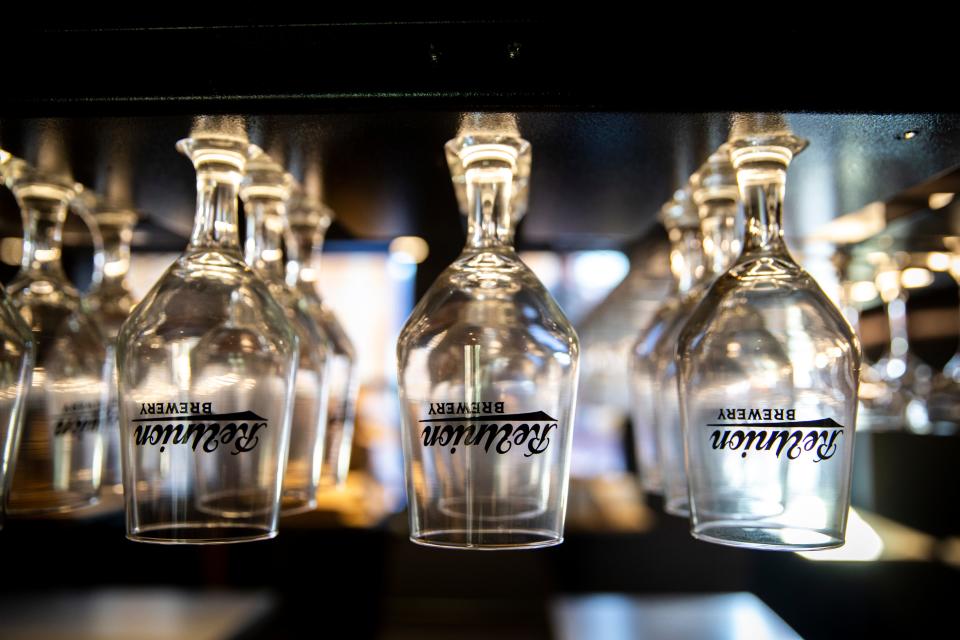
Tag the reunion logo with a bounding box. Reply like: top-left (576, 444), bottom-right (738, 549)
top-left (54, 401), bottom-right (102, 436)
top-left (132, 402), bottom-right (267, 455)
top-left (707, 408), bottom-right (844, 463)
top-left (419, 402), bottom-right (558, 457)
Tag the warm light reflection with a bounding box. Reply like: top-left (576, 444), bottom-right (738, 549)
top-left (261, 248), bottom-right (282, 262)
top-left (926, 252), bottom-right (951, 271)
top-left (34, 248), bottom-right (59, 263)
top-left (875, 270), bottom-right (900, 299)
top-left (29, 281), bottom-right (55, 295)
top-left (901, 267), bottom-right (934, 289)
top-left (214, 221), bottom-right (236, 234)
top-left (103, 259), bottom-right (130, 278)
top-left (798, 509), bottom-right (883, 561)
top-left (389, 236), bottom-right (429, 264)
top-left (928, 192), bottom-right (954, 210)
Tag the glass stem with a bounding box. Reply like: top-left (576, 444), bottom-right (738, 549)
top-left (670, 227), bottom-right (704, 295)
top-left (189, 169), bottom-right (242, 252)
top-left (93, 219), bottom-right (134, 292)
top-left (286, 222), bottom-right (323, 289)
top-left (737, 163), bottom-right (790, 258)
top-left (17, 193), bottom-right (68, 279)
top-left (700, 201), bottom-right (740, 278)
top-left (244, 199), bottom-right (287, 282)
top-left (464, 164), bottom-right (515, 250)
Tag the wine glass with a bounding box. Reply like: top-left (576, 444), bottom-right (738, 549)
top-left (2, 157), bottom-right (109, 515)
top-left (80, 193), bottom-right (139, 493)
top-left (397, 114), bottom-right (579, 549)
top-left (240, 154), bottom-right (329, 515)
top-left (677, 114), bottom-right (861, 551)
top-left (285, 193), bottom-right (358, 489)
top-left (116, 122), bottom-right (299, 543)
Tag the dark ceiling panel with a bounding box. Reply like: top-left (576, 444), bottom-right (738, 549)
top-left (3, 19), bottom-right (955, 113)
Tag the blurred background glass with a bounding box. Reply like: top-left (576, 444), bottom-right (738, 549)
top-left (2, 157), bottom-right (108, 515)
top-left (80, 198), bottom-right (139, 494)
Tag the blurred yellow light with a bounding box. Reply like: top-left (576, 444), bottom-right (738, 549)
top-left (875, 270), bottom-right (900, 293)
top-left (901, 267), bottom-right (934, 289)
top-left (389, 236), bottom-right (429, 264)
top-left (866, 251), bottom-right (891, 266)
top-left (903, 130), bottom-right (918, 140)
top-left (103, 260), bottom-right (130, 278)
top-left (261, 249), bottom-right (282, 262)
top-left (299, 267), bottom-right (317, 283)
top-left (926, 252), bottom-right (951, 271)
top-left (929, 192), bottom-right (955, 210)
top-left (850, 281), bottom-right (878, 303)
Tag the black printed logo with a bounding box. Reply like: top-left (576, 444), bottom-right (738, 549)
top-left (419, 403), bottom-right (558, 457)
top-left (132, 403), bottom-right (267, 455)
top-left (707, 408), bottom-right (844, 463)
top-left (54, 401), bottom-right (102, 436)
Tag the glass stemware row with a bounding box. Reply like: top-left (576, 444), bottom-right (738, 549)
top-left (0, 113), bottom-right (877, 552)
top-left (0, 125), bottom-right (359, 543)
top-left (631, 115), bottom-right (862, 551)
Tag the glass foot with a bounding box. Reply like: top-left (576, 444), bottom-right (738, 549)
top-left (692, 521), bottom-right (842, 551)
top-left (7, 492), bottom-right (100, 516)
top-left (411, 529), bottom-right (562, 550)
top-left (280, 489), bottom-right (316, 516)
top-left (128, 523), bottom-right (277, 545)
top-left (437, 496), bottom-right (546, 520)
top-left (195, 488), bottom-right (274, 518)
top-left (664, 497), bottom-right (690, 517)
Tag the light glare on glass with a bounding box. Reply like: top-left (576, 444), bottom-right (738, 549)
top-left (389, 236), bottom-right (429, 264)
top-left (900, 267), bottom-right (934, 289)
top-left (850, 281), bottom-right (879, 303)
top-left (926, 252), bottom-right (951, 271)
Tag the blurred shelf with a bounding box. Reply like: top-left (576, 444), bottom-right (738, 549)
top-left (551, 593), bottom-right (800, 640)
top-left (0, 589), bottom-right (274, 640)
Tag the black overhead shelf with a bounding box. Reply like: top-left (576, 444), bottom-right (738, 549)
top-left (2, 18), bottom-right (955, 113)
